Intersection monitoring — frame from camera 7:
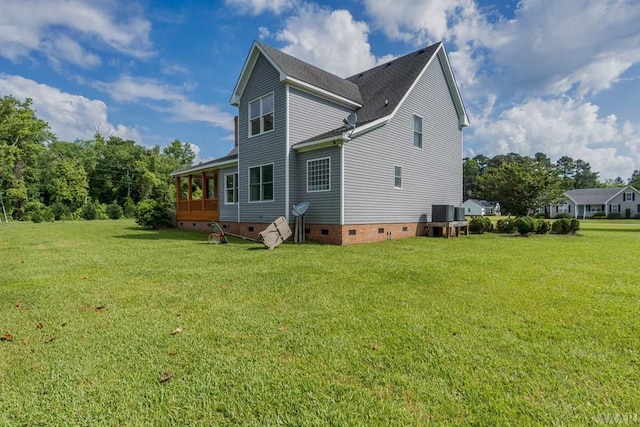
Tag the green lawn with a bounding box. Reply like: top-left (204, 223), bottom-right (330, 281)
top-left (1, 219), bottom-right (638, 425)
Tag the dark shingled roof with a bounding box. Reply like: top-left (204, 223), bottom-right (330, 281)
top-left (346, 42), bottom-right (440, 126)
top-left (170, 147), bottom-right (238, 177)
top-left (257, 42), bottom-right (364, 105)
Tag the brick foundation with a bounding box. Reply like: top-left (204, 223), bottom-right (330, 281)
top-left (175, 220), bottom-right (427, 245)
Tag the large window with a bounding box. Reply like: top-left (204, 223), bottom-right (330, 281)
top-left (394, 166), bottom-right (403, 189)
top-left (249, 164), bottom-right (273, 202)
top-left (413, 115), bottom-right (422, 149)
top-left (307, 158), bottom-right (330, 192)
top-left (249, 93), bottom-right (274, 137)
top-left (624, 192), bottom-right (635, 201)
top-left (558, 202), bottom-right (570, 213)
top-left (225, 173), bottom-right (238, 204)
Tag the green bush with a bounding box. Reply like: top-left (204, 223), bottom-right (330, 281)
top-left (496, 217), bottom-right (516, 234)
top-left (552, 218), bottom-right (580, 234)
top-left (106, 203), bottom-right (123, 220)
top-left (592, 211), bottom-right (606, 218)
top-left (124, 196), bottom-right (136, 218)
top-left (515, 216), bottom-right (536, 235)
top-left (555, 212), bottom-right (572, 219)
top-left (535, 218), bottom-right (551, 234)
top-left (135, 200), bottom-right (173, 229)
top-left (469, 217), bottom-right (493, 234)
top-left (80, 200), bottom-right (98, 220)
top-left (25, 200), bottom-right (54, 223)
top-left (607, 212), bottom-right (623, 219)
top-left (533, 212), bottom-right (547, 219)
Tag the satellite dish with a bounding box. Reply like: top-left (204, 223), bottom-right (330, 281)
top-left (343, 113), bottom-right (357, 127)
top-left (292, 202), bottom-right (309, 217)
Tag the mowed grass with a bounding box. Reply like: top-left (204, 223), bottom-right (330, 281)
top-left (1, 219), bottom-right (638, 425)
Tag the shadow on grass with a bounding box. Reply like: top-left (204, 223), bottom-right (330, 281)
top-left (583, 227), bottom-right (640, 233)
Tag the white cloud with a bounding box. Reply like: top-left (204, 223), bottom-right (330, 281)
top-left (96, 76), bottom-right (234, 131)
top-left (0, 74), bottom-right (140, 142)
top-left (0, 0), bottom-right (153, 65)
top-left (224, 0), bottom-right (297, 15)
top-left (276, 5), bottom-right (392, 77)
top-left (471, 97), bottom-right (638, 180)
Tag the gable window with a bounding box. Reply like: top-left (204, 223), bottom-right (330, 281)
top-left (249, 93), bottom-right (274, 137)
top-left (394, 166), bottom-right (403, 189)
top-left (225, 173), bottom-right (238, 204)
top-left (249, 164), bottom-right (273, 202)
top-left (623, 192), bottom-right (635, 201)
top-left (413, 115), bottom-right (422, 149)
top-left (307, 157), bottom-right (330, 192)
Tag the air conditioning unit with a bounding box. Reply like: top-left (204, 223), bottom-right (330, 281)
top-left (455, 207), bottom-right (466, 221)
top-left (432, 205), bottom-right (455, 222)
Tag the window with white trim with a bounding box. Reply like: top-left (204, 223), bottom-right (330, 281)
top-left (413, 115), bottom-right (422, 149)
top-left (307, 157), bottom-right (330, 192)
top-left (558, 202), bottom-right (569, 213)
top-left (610, 204), bottom-right (620, 213)
top-left (394, 166), bottom-right (402, 189)
top-left (249, 93), bottom-right (274, 137)
top-left (624, 192), bottom-right (635, 201)
top-left (249, 164), bottom-right (273, 202)
top-left (225, 173), bottom-right (238, 204)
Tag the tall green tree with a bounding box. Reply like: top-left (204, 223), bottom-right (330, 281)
top-left (478, 156), bottom-right (564, 216)
top-left (629, 170), bottom-right (640, 189)
top-left (0, 96), bottom-right (55, 218)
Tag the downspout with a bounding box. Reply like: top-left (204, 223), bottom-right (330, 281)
top-left (340, 143), bottom-right (345, 226)
top-left (285, 86), bottom-right (290, 222)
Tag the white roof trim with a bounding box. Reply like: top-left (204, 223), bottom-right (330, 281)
top-left (170, 158), bottom-right (238, 177)
top-left (292, 135), bottom-right (349, 153)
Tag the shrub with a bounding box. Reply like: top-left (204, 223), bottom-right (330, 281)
top-left (124, 196), bottom-right (136, 218)
top-left (515, 216), bottom-right (537, 236)
top-left (496, 217), bottom-right (516, 234)
top-left (135, 200), bottom-right (173, 229)
top-left (535, 218), bottom-right (551, 234)
top-left (80, 200), bottom-right (98, 220)
top-left (555, 212), bottom-right (572, 219)
top-left (469, 217), bottom-right (493, 234)
top-left (592, 211), bottom-right (606, 219)
top-left (552, 218), bottom-right (580, 234)
top-left (106, 203), bottom-right (123, 220)
top-left (25, 200), bottom-right (54, 223)
top-left (607, 212), bottom-right (623, 219)
top-left (533, 212), bottom-right (547, 219)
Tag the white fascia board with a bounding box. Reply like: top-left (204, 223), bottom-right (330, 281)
top-left (292, 135), bottom-right (349, 153)
top-left (437, 45), bottom-right (470, 129)
top-left (230, 42), bottom-right (288, 106)
top-left (284, 77), bottom-right (362, 109)
top-left (604, 185), bottom-right (634, 203)
top-left (349, 116), bottom-right (390, 137)
top-left (170, 159), bottom-right (238, 177)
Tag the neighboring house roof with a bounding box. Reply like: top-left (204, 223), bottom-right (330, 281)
top-left (463, 199), bottom-right (499, 208)
top-left (564, 186), bottom-right (638, 204)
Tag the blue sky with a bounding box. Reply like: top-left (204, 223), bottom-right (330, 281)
top-left (1, 0), bottom-right (638, 180)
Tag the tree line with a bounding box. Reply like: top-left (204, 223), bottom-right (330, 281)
top-left (464, 153), bottom-right (640, 216)
top-left (1, 95), bottom-right (195, 222)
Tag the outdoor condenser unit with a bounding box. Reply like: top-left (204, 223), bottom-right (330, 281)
top-left (432, 204), bottom-right (455, 222)
top-left (454, 207), bottom-right (466, 221)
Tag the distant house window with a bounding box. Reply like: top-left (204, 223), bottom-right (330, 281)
top-left (394, 166), bottom-right (402, 189)
top-left (249, 93), bottom-right (274, 137)
top-left (249, 164), bottom-right (273, 202)
top-left (558, 202), bottom-right (569, 213)
top-left (624, 192), bottom-right (635, 201)
top-left (610, 204), bottom-right (619, 213)
top-left (307, 157), bottom-right (330, 192)
top-left (225, 173), bottom-right (238, 204)
top-left (413, 115), bottom-right (422, 149)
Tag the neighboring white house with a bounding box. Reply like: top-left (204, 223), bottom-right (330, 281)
top-left (462, 199), bottom-right (501, 216)
top-left (548, 185), bottom-right (640, 218)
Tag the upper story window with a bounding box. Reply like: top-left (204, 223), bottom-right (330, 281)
top-left (249, 164), bottom-right (273, 202)
top-left (307, 157), bottom-right (331, 192)
top-left (623, 192), bottom-right (635, 201)
top-left (413, 115), bottom-right (422, 149)
top-left (394, 166), bottom-right (403, 189)
top-left (249, 93), bottom-right (274, 137)
top-left (225, 173), bottom-right (238, 204)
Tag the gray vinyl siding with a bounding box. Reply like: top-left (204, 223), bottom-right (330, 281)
top-left (238, 53), bottom-right (287, 223)
top-left (219, 165), bottom-right (238, 221)
top-left (343, 55), bottom-right (463, 224)
top-left (288, 87), bottom-right (353, 207)
top-left (295, 147), bottom-right (341, 224)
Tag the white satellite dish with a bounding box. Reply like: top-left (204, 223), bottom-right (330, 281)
top-left (343, 113), bottom-right (357, 127)
top-left (292, 201), bottom-right (309, 217)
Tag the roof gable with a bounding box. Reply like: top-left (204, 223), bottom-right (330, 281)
top-left (230, 41), bottom-right (363, 108)
top-left (564, 186), bottom-right (638, 204)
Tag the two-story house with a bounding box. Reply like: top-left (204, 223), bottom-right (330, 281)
top-left (171, 40), bottom-right (469, 244)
